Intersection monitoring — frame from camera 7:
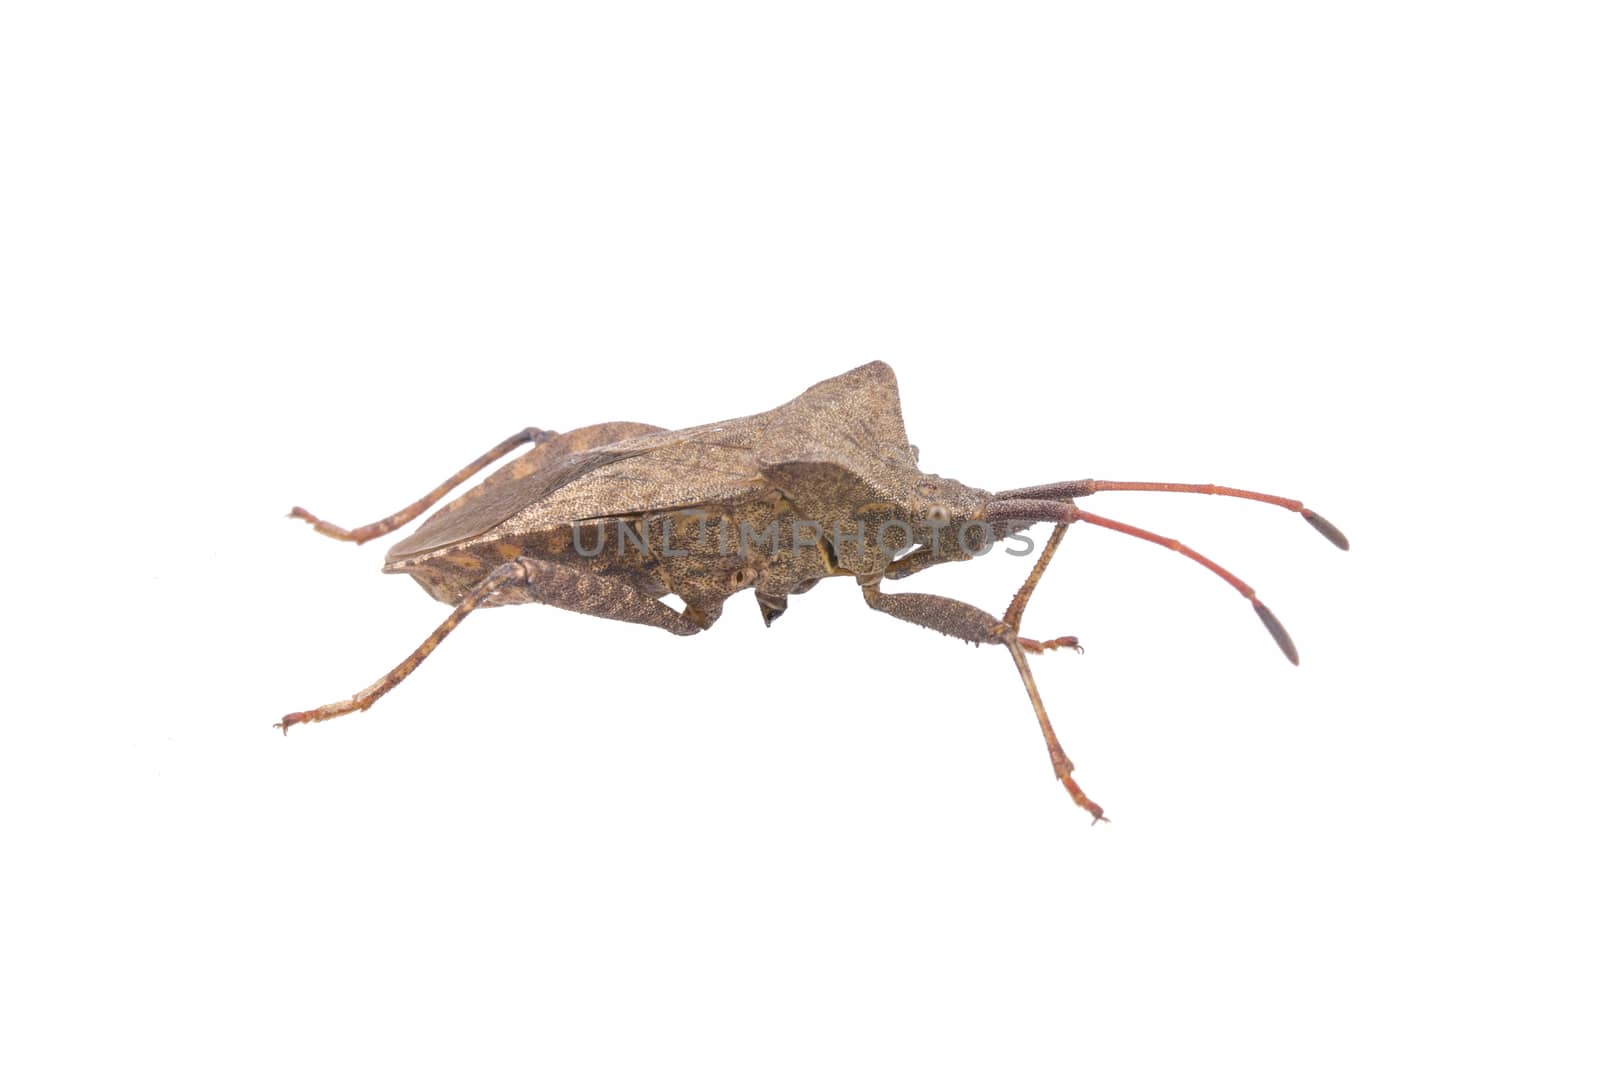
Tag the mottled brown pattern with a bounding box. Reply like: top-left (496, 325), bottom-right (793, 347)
top-left (283, 361), bottom-right (1346, 823)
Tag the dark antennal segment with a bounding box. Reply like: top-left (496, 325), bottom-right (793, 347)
top-left (993, 479), bottom-right (1351, 551)
top-left (986, 482), bottom-right (1348, 664)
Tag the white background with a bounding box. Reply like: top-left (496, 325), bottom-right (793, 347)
top-left (3, 3), bottom-right (1595, 1064)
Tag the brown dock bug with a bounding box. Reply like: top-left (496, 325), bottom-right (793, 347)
top-left (282, 361), bottom-right (1347, 822)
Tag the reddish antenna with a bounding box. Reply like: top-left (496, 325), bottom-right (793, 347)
top-left (994, 479), bottom-right (1350, 550)
top-left (986, 486), bottom-right (1347, 664)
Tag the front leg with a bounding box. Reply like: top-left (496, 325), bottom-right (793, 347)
top-left (887, 525), bottom-right (1080, 656)
top-left (860, 578), bottom-right (1010, 647)
top-left (859, 575), bottom-right (1104, 821)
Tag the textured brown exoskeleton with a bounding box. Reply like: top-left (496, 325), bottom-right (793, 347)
top-left (282, 362), bottom-right (1347, 821)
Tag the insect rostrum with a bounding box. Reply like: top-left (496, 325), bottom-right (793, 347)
top-left (283, 361), bottom-right (1347, 822)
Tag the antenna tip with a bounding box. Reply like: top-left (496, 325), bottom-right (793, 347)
top-left (1301, 509), bottom-right (1350, 551)
top-left (1253, 600), bottom-right (1300, 665)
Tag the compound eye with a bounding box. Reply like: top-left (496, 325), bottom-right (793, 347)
top-left (926, 504), bottom-right (952, 525)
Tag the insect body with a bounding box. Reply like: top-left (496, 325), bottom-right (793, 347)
top-left (283, 362), bottom-right (1347, 821)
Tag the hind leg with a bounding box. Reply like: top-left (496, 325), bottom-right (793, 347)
top-left (278, 557), bottom-right (703, 733)
top-left (289, 427), bottom-right (558, 544)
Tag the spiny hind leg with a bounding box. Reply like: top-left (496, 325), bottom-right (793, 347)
top-left (290, 427), bottom-right (558, 544)
top-left (278, 558), bottom-right (703, 733)
top-left (859, 568), bottom-right (1103, 821)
